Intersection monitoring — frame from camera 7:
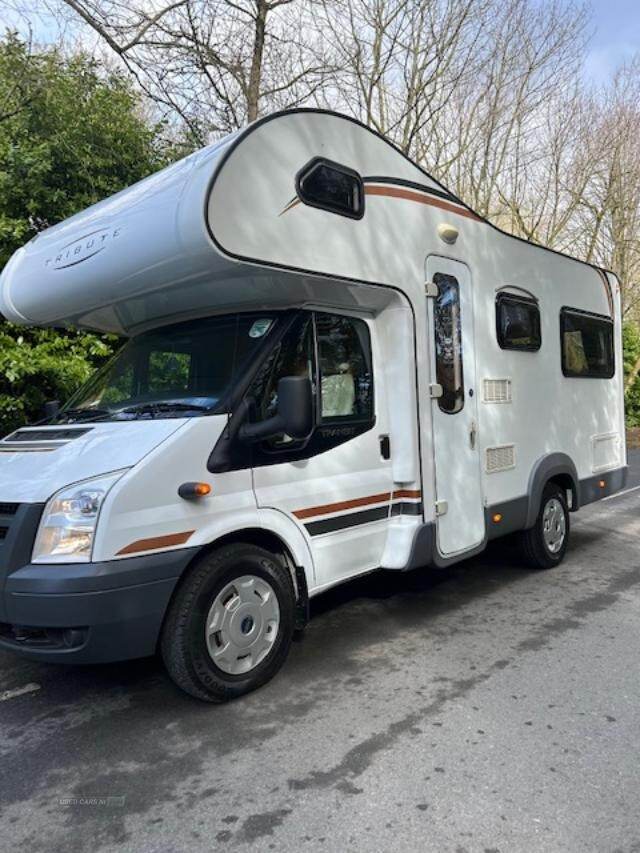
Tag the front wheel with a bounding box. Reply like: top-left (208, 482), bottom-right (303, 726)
top-left (161, 544), bottom-right (295, 702)
top-left (518, 484), bottom-right (570, 570)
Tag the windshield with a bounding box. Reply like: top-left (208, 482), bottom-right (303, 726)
top-left (59, 313), bottom-right (277, 421)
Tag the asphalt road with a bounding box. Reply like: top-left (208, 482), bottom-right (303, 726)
top-left (2, 453), bottom-right (640, 853)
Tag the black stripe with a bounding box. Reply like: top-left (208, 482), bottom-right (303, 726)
top-left (362, 176), bottom-right (458, 205)
top-left (305, 505), bottom-right (389, 536)
top-left (391, 501), bottom-right (423, 517)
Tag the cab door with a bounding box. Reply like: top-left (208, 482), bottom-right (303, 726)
top-left (425, 256), bottom-right (485, 556)
top-left (250, 310), bottom-right (393, 590)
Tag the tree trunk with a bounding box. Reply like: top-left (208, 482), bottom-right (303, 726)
top-left (625, 354), bottom-right (640, 394)
top-left (247, 0), bottom-right (268, 123)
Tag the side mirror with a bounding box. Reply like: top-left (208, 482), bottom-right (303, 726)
top-left (240, 376), bottom-right (313, 443)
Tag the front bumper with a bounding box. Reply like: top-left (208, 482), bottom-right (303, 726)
top-left (0, 548), bottom-right (199, 664)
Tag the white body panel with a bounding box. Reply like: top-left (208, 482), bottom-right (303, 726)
top-left (0, 109), bottom-right (626, 597)
top-left (426, 257), bottom-right (484, 556)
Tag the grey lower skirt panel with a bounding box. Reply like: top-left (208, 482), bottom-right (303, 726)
top-left (401, 464), bottom-right (628, 572)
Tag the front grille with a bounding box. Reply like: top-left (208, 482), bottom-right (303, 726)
top-left (0, 503), bottom-right (18, 516)
top-left (0, 527), bottom-right (7, 541)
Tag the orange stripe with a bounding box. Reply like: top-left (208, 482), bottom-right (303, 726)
top-left (117, 530), bottom-right (195, 556)
top-left (364, 185), bottom-right (482, 221)
top-left (280, 197), bottom-right (301, 215)
top-left (293, 492), bottom-right (392, 520)
top-left (392, 489), bottom-right (422, 499)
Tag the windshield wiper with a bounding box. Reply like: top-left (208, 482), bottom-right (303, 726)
top-left (118, 402), bottom-right (212, 418)
top-left (57, 407), bottom-right (113, 423)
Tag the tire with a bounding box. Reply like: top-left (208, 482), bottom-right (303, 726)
top-left (518, 483), bottom-right (570, 570)
top-left (160, 543), bottom-right (295, 702)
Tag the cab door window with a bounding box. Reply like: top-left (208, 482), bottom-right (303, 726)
top-left (247, 311), bottom-right (374, 464)
top-left (316, 313), bottom-right (373, 422)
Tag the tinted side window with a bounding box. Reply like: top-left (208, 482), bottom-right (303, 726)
top-left (561, 308), bottom-right (614, 378)
top-left (316, 313), bottom-right (373, 422)
top-left (246, 311), bottom-right (375, 466)
top-left (434, 272), bottom-right (464, 414)
top-left (249, 314), bottom-right (314, 446)
top-left (297, 158), bottom-right (364, 219)
top-left (496, 293), bottom-right (541, 351)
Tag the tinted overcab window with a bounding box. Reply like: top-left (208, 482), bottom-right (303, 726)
top-left (496, 293), bottom-right (541, 351)
top-left (561, 308), bottom-right (614, 378)
top-left (297, 158), bottom-right (364, 219)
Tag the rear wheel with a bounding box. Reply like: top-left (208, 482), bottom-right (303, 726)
top-left (161, 544), bottom-right (295, 702)
top-left (518, 483), bottom-right (570, 569)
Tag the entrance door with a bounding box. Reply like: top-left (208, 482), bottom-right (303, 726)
top-left (250, 310), bottom-right (394, 590)
top-left (425, 256), bottom-right (484, 556)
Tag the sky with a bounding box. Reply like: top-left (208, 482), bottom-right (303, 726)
top-left (1, 1), bottom-right (639, 88)
top-left (585, 0), bottom-right (640, 83)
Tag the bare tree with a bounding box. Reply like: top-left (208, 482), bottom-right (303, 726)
top-left (55, 0), bottom-right (333, 142)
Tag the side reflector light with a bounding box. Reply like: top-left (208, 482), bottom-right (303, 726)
top-left (178, 482), bottom-right (212, 500)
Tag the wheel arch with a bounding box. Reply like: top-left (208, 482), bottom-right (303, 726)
top-left (525, 453), bottom-right (579, 528)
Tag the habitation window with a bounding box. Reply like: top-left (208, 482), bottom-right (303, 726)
top-left (560, 308), bottom-right (614, 378)
top-left (296, 158), bottom-right (364, 219)
top-left (433, 272), bottom-right (464, 414)
top-left (496, 293), bottom-right (541, 351)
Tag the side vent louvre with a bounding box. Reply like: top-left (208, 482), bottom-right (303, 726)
top-left (5, 428), bottom-right (92, 443)
top-left (592, 432), bottom-right (621, 473)
top-left (486, 444), bottom-right (516, 474)
top-left (483, 378), bottom-right (512, 403)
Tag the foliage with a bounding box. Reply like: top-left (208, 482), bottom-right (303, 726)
top-left (623, 322), bottom-right (640, 427)
top-left (0, 34), bottom-right (167, 435)
top-left (0, 324), bottom-right (117, 434)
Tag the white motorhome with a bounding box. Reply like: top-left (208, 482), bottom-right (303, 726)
top-left (0, 110), bottom-right (627, 701)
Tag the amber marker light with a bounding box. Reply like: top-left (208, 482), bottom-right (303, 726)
top-left (492, 513), bottom-right (503, 523)
top-left (178, 482), bottom-right (212, 500)
top-left (599, 480), bottom-right (606, 489)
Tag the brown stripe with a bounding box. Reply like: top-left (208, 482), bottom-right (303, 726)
top-left (293, 492), bottom-right (392, 520)
top-left (117, 530), bottom-right (195, 556)
top-left (392, 489), bottom-right (422, 499)
top-left (280, 197), bottom-right (301, 216)
top-left (365, 185), bottom-right (482, 221)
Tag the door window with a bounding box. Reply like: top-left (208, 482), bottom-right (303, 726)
top-left (246, 311), bottom-right (375, 464)
top-left (433, 272), bottom-right (464, 414)
top-left (316, 313), bottom-right (373, 422)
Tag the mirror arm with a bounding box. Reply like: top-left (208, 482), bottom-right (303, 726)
top-left (239, 413), bottom-right (285, 443)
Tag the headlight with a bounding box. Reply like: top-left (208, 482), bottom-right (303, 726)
top-left (32, 471), bottom-right (126, 563)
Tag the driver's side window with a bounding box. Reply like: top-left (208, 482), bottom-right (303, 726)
top-left (249, 314), bottom-right (315, 446)
top-left (247, 310), bottom-right (375, 463)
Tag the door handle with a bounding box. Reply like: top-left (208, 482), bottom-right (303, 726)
top-left (469, 420), bottom-right (477, 450)
top-left (379, 435), bottom-right (391, 460)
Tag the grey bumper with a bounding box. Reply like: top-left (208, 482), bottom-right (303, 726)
top-left (0, 548), bottom-right (198, 664)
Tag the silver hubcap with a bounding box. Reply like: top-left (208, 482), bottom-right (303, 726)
top-left (205, 575), bottom-right (280, 675)
top-left (542, 498), bottom-right (566, 554)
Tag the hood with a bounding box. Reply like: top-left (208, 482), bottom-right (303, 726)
top-left (0, 420), bottom-right (189, 503)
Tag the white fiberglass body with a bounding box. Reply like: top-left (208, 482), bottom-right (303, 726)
top-left (0, 108), bottom-right (626, 602)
